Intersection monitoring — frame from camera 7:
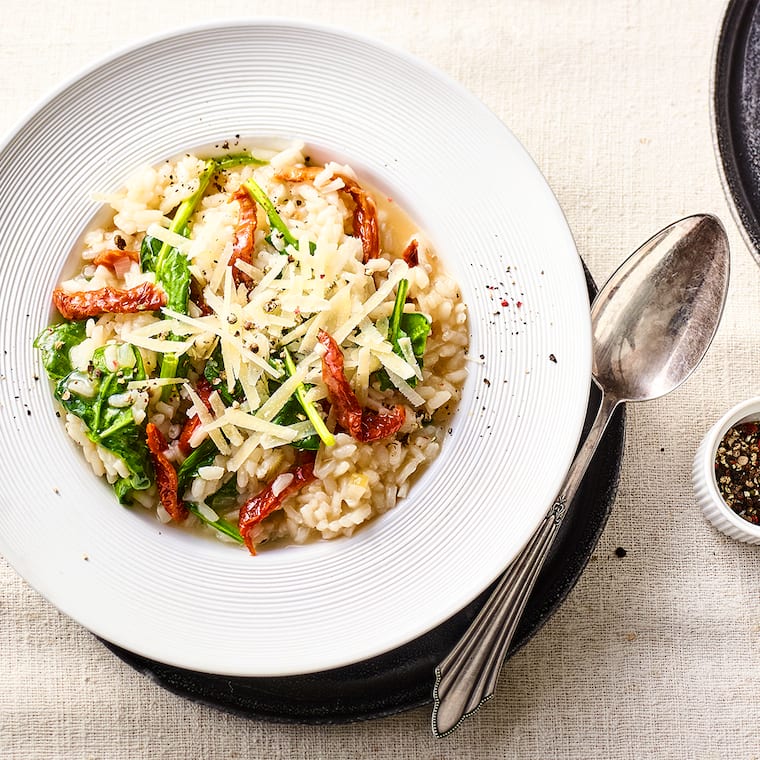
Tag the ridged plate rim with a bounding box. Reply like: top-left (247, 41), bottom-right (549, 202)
top-left (0, 18), bottom-right (591, 676)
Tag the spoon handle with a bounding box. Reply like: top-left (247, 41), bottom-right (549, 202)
top-left (432, 391), bottom-right (620, 738)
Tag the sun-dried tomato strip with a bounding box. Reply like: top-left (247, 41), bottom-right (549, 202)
top-left (335, 174), bottom-right (379, 264)
top-left (229, 187), bottom-right (257, 288)
top-left (402, 239), bottom-right (419, 268)
top-left (275, 166), bottom-right (321, 183)
top-left (91, 249), bottom-right (140, 268)
top-left (189, 278), bottom-right (213, 316)
top-left (52, 282), bottom-right (166, 320)
top-left (317, 329), bottom-right (405, 443)
top-left (238, 454), bottom-right (317, 555)
top-left (275, 166), bottom-right (379, 263)
top-left (177, 378), bottom-right (214, 456)
top-left (146, 422), bottom-right (187, 522)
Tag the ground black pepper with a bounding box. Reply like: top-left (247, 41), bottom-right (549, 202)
top-left (714, 421), bottom-right (760, 524)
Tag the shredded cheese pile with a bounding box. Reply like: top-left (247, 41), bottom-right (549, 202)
top-left (115, 158), bottom-right (427, 472)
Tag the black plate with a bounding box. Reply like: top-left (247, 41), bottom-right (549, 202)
top-left (714, 0), bottom-right (760, 260)
top-left (100, 266), bottom-right (624, 724)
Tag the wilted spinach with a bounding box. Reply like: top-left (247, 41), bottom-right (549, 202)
top-left (176, 437), bottom-right (217, 494)
top-left (139, 234), bottom-right (162, 274)
top-left (203, 345), bottom-right (244, 405)
top-left (272, 393), bottom-right (320, 450)
top-left (34, 321), bottom-right (87, 382)
top-left (53, 343), bottom-right (153, 499)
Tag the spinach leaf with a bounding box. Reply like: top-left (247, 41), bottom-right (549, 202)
top-left (99, 425), bottom-right (152, 493)
top-left (34, 321), bottom-right (87, 382)
top-left (156, 243), bottom-right (191, 314)
top-left (176, 437), bottom-right (217, 494)
top-left (55, 343), bottom-right (152, 498)
top-left (113, 477), bottom-right (134, 504)
top-left (272, 393), bottom-right (320, 450)
top-left (90, 345), bottom-right (145, 440)
top-left (203, 345), bottom-right (243, 405)
top-left (177, 438), bottom-right (241, 537)
top-left (399, 312), bottom-right (431, 359)
top-left (139, 234), bottom-right (162, 274)
top-left (54, 371), bottom-right (101, 428)
top-left (206, 475), bottom-right (239, 510)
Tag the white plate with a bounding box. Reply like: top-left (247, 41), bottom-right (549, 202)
top-left (0, 20), bottom-right (590, 676)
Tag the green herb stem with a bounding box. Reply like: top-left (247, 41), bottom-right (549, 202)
top-left (243, 177), bottom-right (300, 251)
top-left (282, 347), bottom-right (335, 447)
top-left (388, 278), bottom-right (409, 345)
top-left (214, 152), bottom-right (268, 172)
top-left (374, 278), bottom-right (431, 391)
top-left (187, 503), bottom-right (244, 543)
top-left (155, 159), bottom-right (216, 269)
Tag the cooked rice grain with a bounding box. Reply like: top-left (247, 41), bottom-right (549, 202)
top-left (53, 142), bottom-right (468, 550)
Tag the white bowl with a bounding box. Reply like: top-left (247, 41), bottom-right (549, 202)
top-left (693, 397), bottom-right (760, 544)
top-left (0, 20), bottom-right (592, 677)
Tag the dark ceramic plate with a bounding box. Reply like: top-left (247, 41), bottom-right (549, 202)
top-left (714, 0), bottom-right (760, 259)
top-left (100, 267), bottom-right (624, 724)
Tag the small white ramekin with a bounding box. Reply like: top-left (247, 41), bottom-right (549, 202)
top-left (693, 397), bottom-right (760, 544)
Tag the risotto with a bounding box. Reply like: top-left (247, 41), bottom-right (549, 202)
top-left (34, 142), bottom-right (468, 553)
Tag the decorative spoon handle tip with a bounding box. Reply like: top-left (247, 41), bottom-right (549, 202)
top-left (431, 394), bottom-right (617, 737)
top-left (431, 496), bottom-right (565, 737)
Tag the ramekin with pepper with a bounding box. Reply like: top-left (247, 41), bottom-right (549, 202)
top-left (693, 397), bottom-right (760, 544)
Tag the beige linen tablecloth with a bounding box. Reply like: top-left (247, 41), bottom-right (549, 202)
top-left (2, 1), bottom-right (758, 757)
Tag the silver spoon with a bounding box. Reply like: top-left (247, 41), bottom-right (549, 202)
top-left (432, 214), bottom-right (730, 737)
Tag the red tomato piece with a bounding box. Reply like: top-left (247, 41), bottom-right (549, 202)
top-left (91, 249), bottom-right (140, 268)
top-left (146, 422), bottom-right (187, 522)
top-left (189, 278), bottom-right (213, 316)
top-left (275, 166), bottom-right (379, 263)
top-left (401, 239), bottom-right (419, 268)
top-left (229, 187), bottom-right (257, 288)
top-left (52, 282), bottom-right (166, 320)
top-left (238, 455), bottom-right (317, 555)
top-left (317, 329), bottom-right (405, 442)
top-left (336, 174), bottom-right (379, 264)
top-left (177, 378), bottom-right (214, 456)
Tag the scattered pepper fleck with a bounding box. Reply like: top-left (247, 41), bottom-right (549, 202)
top-left (549, 353), bottom-right (557, 363)
top-left (614, 546), bottom-right (627, 558)
top-left (483, 378), bottom-right (491, 387)
top-left (714, 421), bottom-right (760, 524)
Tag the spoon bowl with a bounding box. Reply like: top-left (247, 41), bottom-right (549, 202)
top-left (592, 215), bottom-right (730, 402)
top-left (432, 214), bottom-right (730, 737)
